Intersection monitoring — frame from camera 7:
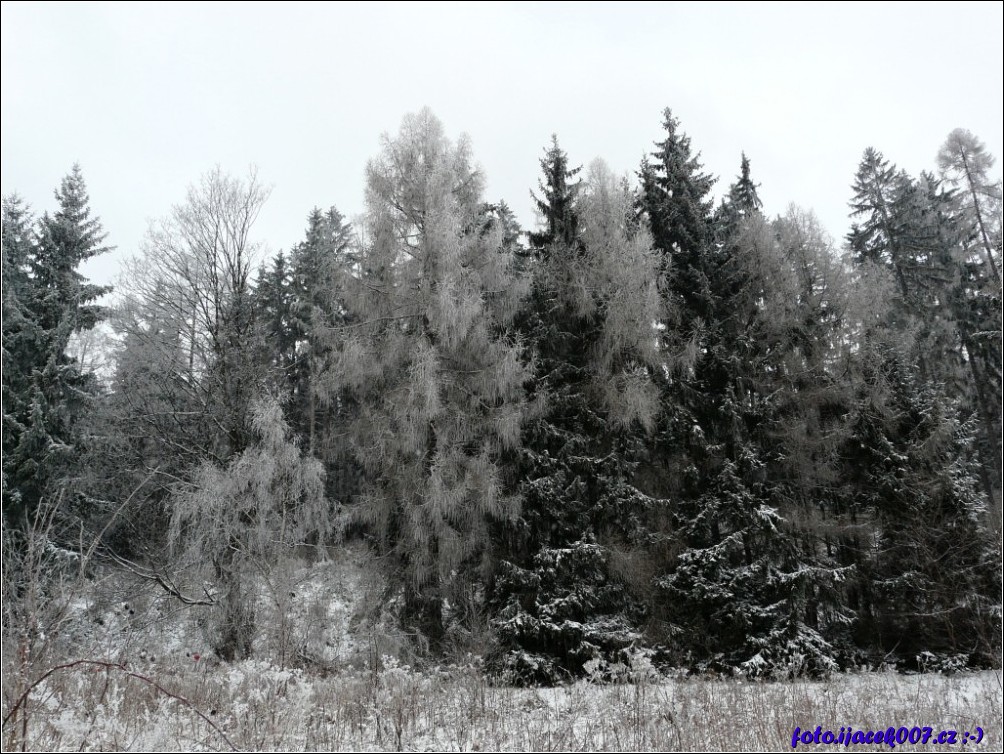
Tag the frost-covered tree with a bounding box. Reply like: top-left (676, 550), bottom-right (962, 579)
top-left (937, 128), bottom-right (1001, 283)
top-left (658, 212), bottom-right (847, 677)
top-left (168, 396), bottom-right (331, 661)
top-left (935, 130), bottom-right (1003, 504)
top-left (101, 168), bottom-right (272, 561)
top-left (490, 150), bottom-right (662, 683)
top-left (849, 147), bottom-right (1001, 504)
top-left (839, 339), bottom-right (1000, 665)
top-left (642, 138), bottom-right (849, 676)
top-left (2, 196), bottom-right (39, 520)
top-left (843, 148), bottom-right (1001, 666)
top-left (113, 167), bottom-right (270, 470)
top-left (328, 109), bottom-right (530, 646)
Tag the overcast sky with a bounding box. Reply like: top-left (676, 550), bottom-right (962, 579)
top-left (3, 1), bottom-right (1002, 290)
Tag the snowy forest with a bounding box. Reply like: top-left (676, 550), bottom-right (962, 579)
top-left (2, 107), bottom-right (1002, 746)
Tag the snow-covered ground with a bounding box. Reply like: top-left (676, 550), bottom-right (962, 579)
top-left (4, 546), bottom-right (1001, 751)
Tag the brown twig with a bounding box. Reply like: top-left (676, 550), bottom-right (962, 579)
top-left (1, 659), bottom-right (238, 751)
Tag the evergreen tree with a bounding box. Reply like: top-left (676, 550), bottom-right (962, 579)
top-left (2, 167), bottom-right (111, 532)
top-left (645, 141), bottom-right (844, 676)
top-left (843, 148), bottom-right (1001, 666)
top-left (489, 143), bottom-right (662, 684)
top-left (253, 250), bottom-right (298, 380)
top-left (528, 135), bottom-right (581, 250)
top-left (849, 148), bottom-right (1000, 503)
top-left (2, 196), bottom-right (39, 524)
top-left (840, 345), bottom-right (1000, 665)
top-left (639, 107), bottom-right (716, 321)
top-left (288, 207), bottom-right (353, 458)
top-left (715, 152), bottom-right (763, 238)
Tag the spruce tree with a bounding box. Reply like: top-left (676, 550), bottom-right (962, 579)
top-left (2, 196), bottom-right (40, 526)
top-left (288, 207), bottom-right (353, 459)
top-left (2, 167), bottom-right (111, 532)
top-left (645, 141), bottom-right (843, 676)
top-left (843, 148), bottom-right (1001, 666)
top-left (639, 107), bottom-right (716, 321)
top-left (490, 144), bottom-right (662, 683)
top-left (715, 152), bottom-right (763, 238)
top-left (840, 345), bottom-right (1000, 666)
top-left (254, 250), bottom-right (297, 380)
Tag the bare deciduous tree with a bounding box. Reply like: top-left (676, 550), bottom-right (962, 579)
top-left (113, 166), bottom-right (271, 476)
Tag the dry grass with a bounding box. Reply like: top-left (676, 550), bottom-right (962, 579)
top-left (4, 545), bottom-right (1000, 751)
top-left (3, 656), bottom-right (1000, 751)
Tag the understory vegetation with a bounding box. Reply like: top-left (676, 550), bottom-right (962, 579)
top-left (2, 547), bottom-right (1001, 752)
top-left (3, 106), bottom-right (1001, 731)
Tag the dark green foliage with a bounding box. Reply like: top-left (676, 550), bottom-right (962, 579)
top-left (528, 135), bottom-right (581, 250)
top-left (639, 107), bottom-right (716, 320)
top-left (2, 167), bottom-right (111, 532)
top-left (644, 141), bottom-right (850, 676)
top-left (715, 152), bottom-right (763, 239)
top-left (840, 355), bottom-right (1000, 665)
top-left (843, 145), bottom-right (1001, 668)
top-left (490, 142), bottom-right (660, 684)
top-left (254, 250), bottom-right (298, 378)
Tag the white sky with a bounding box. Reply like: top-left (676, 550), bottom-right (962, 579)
top-left (3, 1), bottom-right (1002, 290)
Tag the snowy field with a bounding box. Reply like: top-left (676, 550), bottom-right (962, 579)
top-left (4, 549), bottom-right (1001, 751)
top-left (5, 661), bottom-right (1000, 751)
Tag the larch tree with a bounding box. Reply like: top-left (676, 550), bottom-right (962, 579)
top-left (936, 129), bottom-right (1003, 506)
top-left (328, 109), bottom-right (530, 647)
top-left (936, 128), bottom-right (1001, 284)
